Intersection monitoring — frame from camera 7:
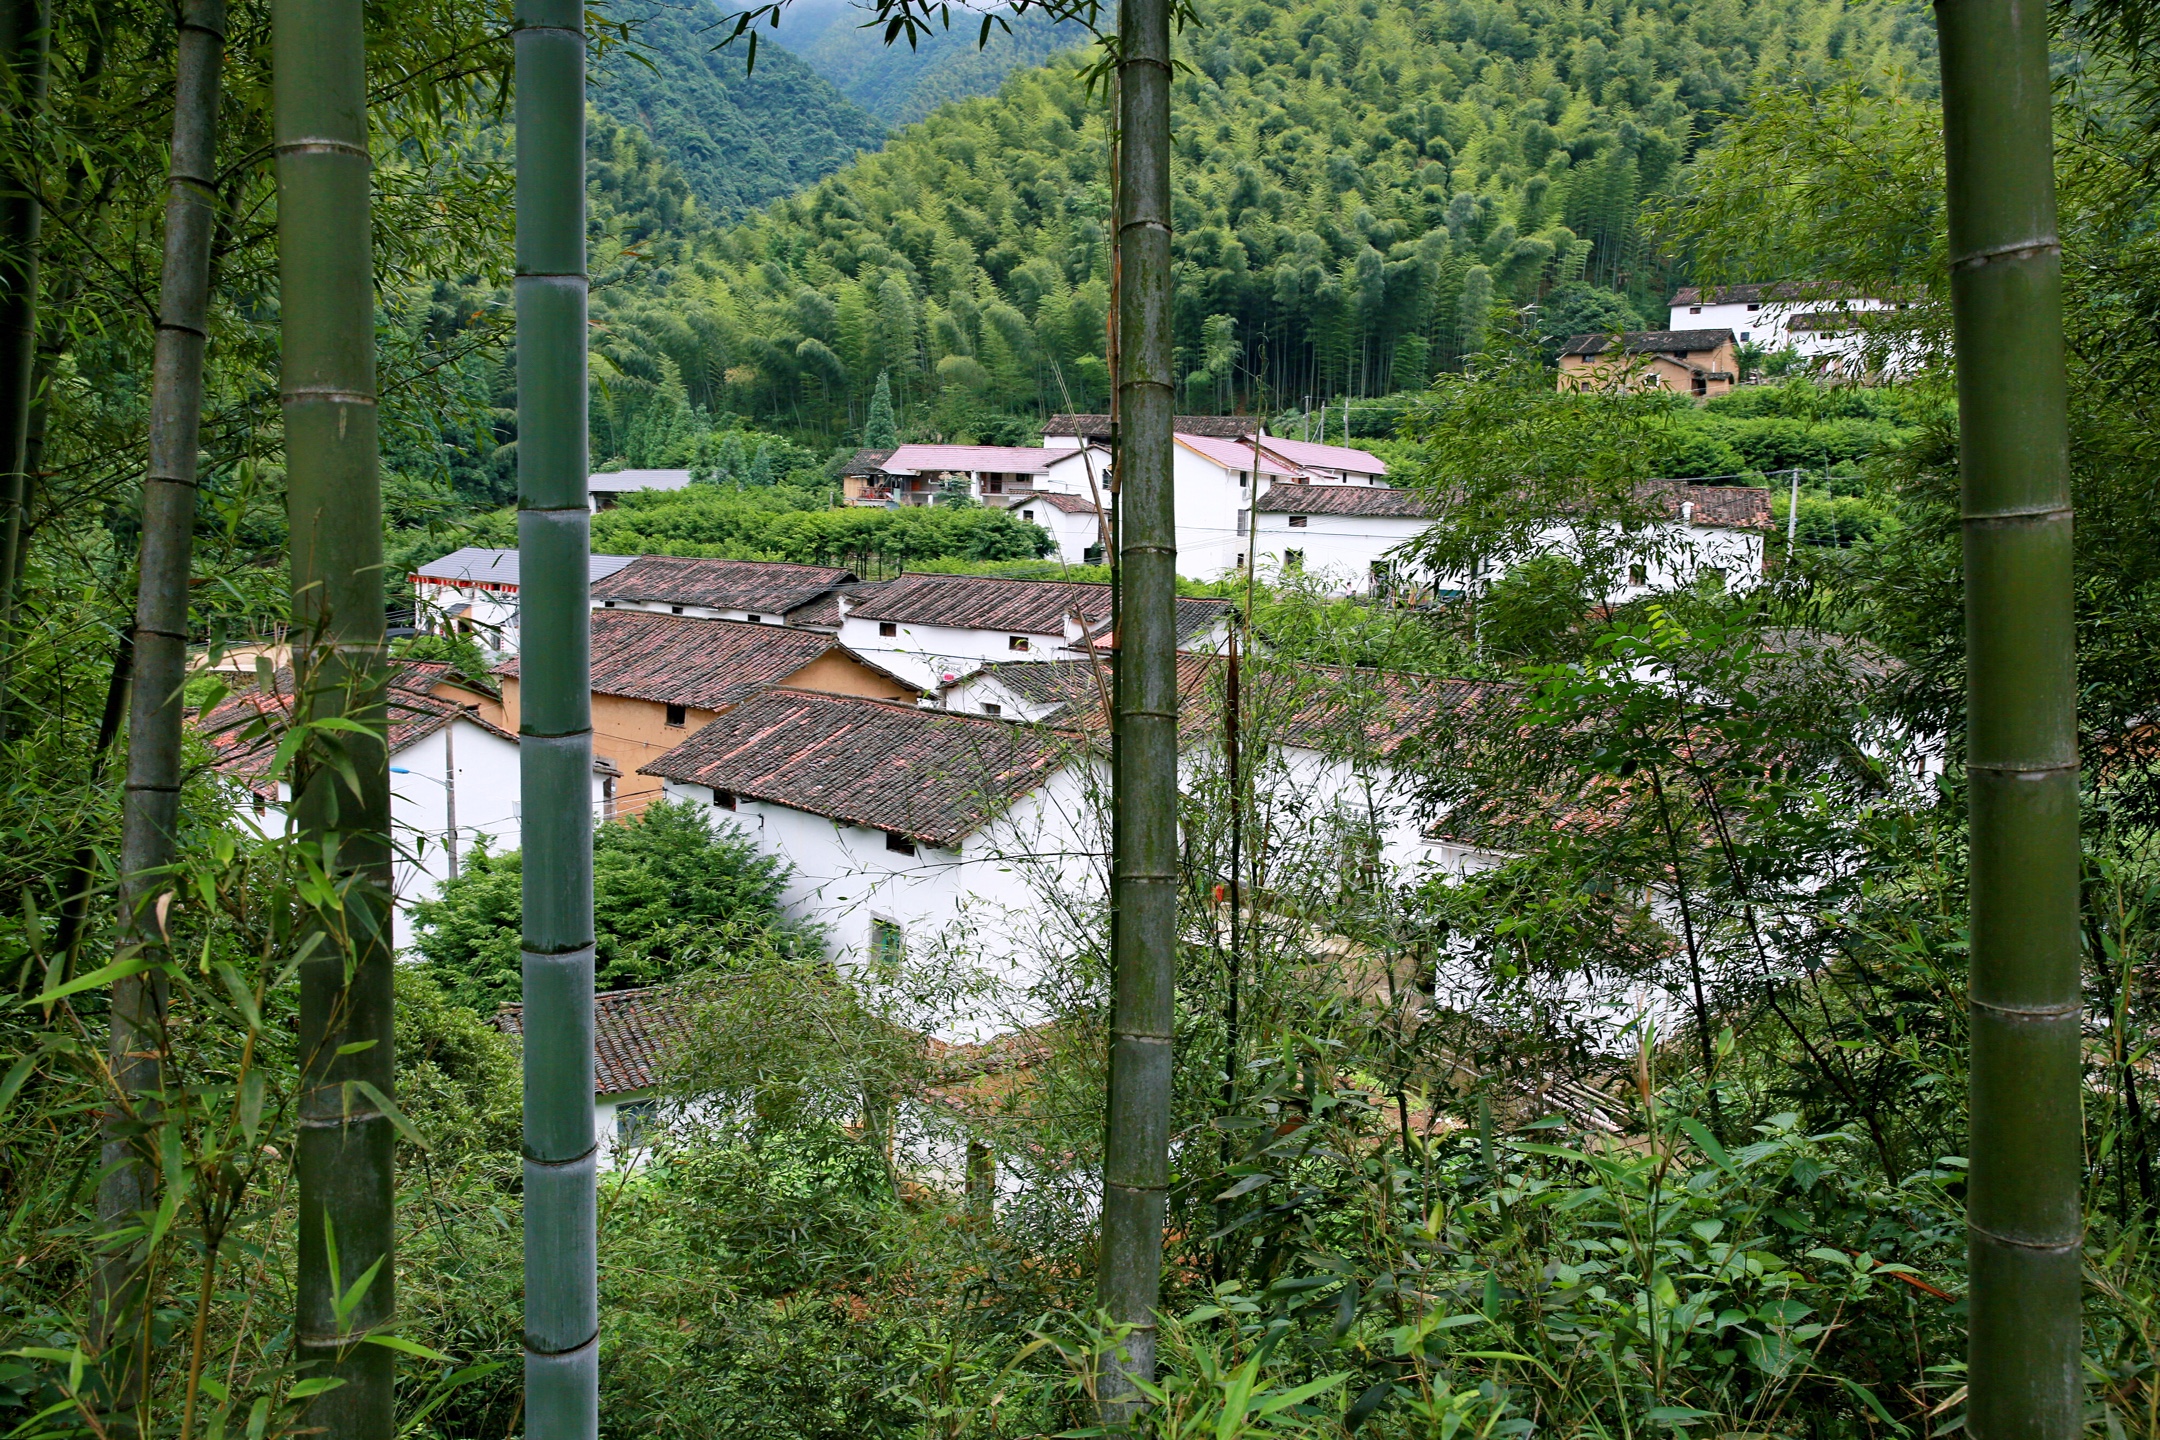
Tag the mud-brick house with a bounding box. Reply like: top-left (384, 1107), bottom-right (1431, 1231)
top-left (497, 609), bottom-right (917, 816)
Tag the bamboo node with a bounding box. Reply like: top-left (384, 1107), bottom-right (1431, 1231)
top-left (275, 138), bottom-right (370, 161)
top-left (1951, 236), bottom-right (2060, 272)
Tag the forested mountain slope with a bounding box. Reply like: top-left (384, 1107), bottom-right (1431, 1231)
top-left (776, 0), bottom-right (1092, 124)
top-left (587, 0), bottom-right (1937, 449)
top-left (592, 0), bottom-right (887, 221)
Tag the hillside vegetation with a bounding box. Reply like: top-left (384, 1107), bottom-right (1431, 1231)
top-left (582, 0), bottom-right (1936, 450)
top-left (592, 0), bottom-right (886, 222)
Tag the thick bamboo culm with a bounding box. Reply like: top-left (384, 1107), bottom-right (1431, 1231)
top-left (0, 0), bottom-right (45, 710)
top-left (274, 0), bottom-right (396, 1435)
top-left (1937, 0), bottom-right (2082, 1436)
top-left (1098, 0), bottom-right (1174, 1421)
top-left (98, 0), bottom-right (227, 1418)
top-left (515, 3), bottom-right (598, 1437)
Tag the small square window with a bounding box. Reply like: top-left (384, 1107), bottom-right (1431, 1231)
top-left (615, 1097), bottom-right (659, 1148)
top-left (1628, 563), bottom-right (1647, 586)
top-left (664, 702), bottom-right (687, 727)
top-left (1008, 635), bottom-right (1030, 652)
top-left (878, 621), bottom-right (898, 638)
top-left (885, 831), bottom-right (917, 856)
top-left (1084, 546), bottom-right (1104, 565)
top-left (1689, 305), bottom-right (1701, 314)
top-left (981, 702), bottom-right (1002, 717)
top-left (984, 476), bottom-right (1003, 494)
top-left (712, 789), bottom-right (736, 810)
top-left (747, 613), bottom-right (762, 623)
top-left (670, 605), bottom-right (684, 615)
top-left (1284, 549), bottom-right (1304, 571)
top-left (1021, 509), bottom-right (1035, 521)
top-left (870, 918), bottom-right (905, 965)
top-left (1747, 303), bottom-right (1760, 311)
top-left (1288, 515), bottom-right (1308, 528)
top-left (603, 600), bottom-right (617, 608)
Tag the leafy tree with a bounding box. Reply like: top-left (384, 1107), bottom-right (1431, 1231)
top-left (1534, 282), bottom-right (1652, 360)
top-left (863, 369), bottom-right (899, 447)
top-left (411, 799), bottom-right (804, 1011)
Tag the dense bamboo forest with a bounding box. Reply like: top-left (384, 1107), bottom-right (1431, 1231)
top-left (0, 0), bottom-right (2150, 1436)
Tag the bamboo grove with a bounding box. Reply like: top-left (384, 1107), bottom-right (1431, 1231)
top-left (0, 0), bottom-right (2119, 1434)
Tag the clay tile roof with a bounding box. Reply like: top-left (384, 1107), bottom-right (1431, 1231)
top-left (1637, 480), bottom-right (1774, 530)
top-left (1079, 597), bottom-right (1238, 652)
top-left (591, 555), bottom-right (857, 614)
top-left (839, 447), bottom-right (896, 477)
top-left (1043, 413), bottom-right (1261, 440)
top-left (1010, 491), bottom-right (1102, 516)
top-left (849, 571), bottom-right (1114, 633)
top-left (950, 654), bottom-right (1503, 756)
top-left (641, 689), bottom-right (1081, 846)
top-left (502, 609), bottom-right (853, 710)
top-left (495, 984), bottom-right (688, 1097)
top-left (1254, 484), bottom-right (1439, 518)
top-left (1559, 328), bottom-right (1735, 358)
top-left (197, 663), bottom-right (516, 799)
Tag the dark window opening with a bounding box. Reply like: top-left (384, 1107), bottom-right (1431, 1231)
top-left (712, 790), bottom-right (737, 810)
top-left (1008, 635), bottom-right (1030, 652)
top-left (670, 605), bottom-right (684, 615)
top-left (603, 600), bottom-right (617, 607)
top-left (878, 621), bottom-right (898, 637)
top-left (615, 1097), bottom-right (659, 1147)
top-left (981, 702), bottom-right (1003, 717)
top-left (664, 702), bottom-right (687, 727)
top-left (983, 476), bottom-right (1004, 494)
top-left (1628, 563), bottom-right (1648, 586)
top-left (1284, 549), bottom-right (1305, 571)
top-left (1021, 509), bottom-right (1035, 522)
top-left (747, 613), bottom-right (762, 623)
top-left (885, 831), bottom-right (917, 856)
top-left (1084, 545), bottom-right (1104, 565)
top-left (1288, 515), bottom-right (1309, 528)
top-left (871, 918), bottom-right (905, 964)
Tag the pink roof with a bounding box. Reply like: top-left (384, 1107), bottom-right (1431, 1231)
top-left (1174, 433), bottom-right (1302, 477)
top-left (1257, 436), bottom-right (1388, 476)
top-left (880, 444), bottom-right (1054, 475)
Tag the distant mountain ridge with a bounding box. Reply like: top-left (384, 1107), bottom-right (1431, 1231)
top-left (773, 0), bottom-right (1093, 125)
top-left (592, 0), bottom-right (888, 222)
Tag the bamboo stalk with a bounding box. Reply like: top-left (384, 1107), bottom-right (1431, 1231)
top-left (1938, 0), bottom-right (2082, 1435)
top-left (1098, 0), bottom-right (1173, 1420)
top-left (0, 0), bottom-right (45, 724)
top-left (515, 4), bottom-right (597, 1436)
top-left (96, 1), bottom-right (228, 1421)
top-left (275, 1), bottom-right (395, 1434)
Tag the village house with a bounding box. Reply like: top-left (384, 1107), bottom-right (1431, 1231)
top-left (644, 688), bottom-right (1100, 1036)
top-left (1557, 329), bottom-right (1739, 397)
top-left (496, 608), bottom-right (918, 815)
top-left (1250, 482), bottom-right (1444, 596)
top-left (410, 546), bottom-right (638, 654)
top-left (590, 555), bottom-right (858, 625)
top-left (1004, 490), bottom-right (1107, 565)
top-left (935, 652), bottom-right (1509, 885)
top-left (494, 986), bottom-right (684, 1168)
top-left (1669, 282), bottom-right (1898, 374)
top-left (200, 661), bottom-right (607, 950)
top-left (588, 467), bottom-right (696, 510)
top-left (1257, 435), bottom-right (1391, 486)
top-left (1249, 478), bottom-right (1771, 601)
top-left (831, 570), bottom-right (1231, 689)
top-left (835, 444), bottom-right (1056, 507)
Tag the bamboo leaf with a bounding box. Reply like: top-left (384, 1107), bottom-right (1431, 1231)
top-left (363, 1333), bottom-right (454, 1362)
top-left (349, 1080), bottom-right (428, 1150)
top-left (0, 1054), bottom-right (35, 1121)
top-left (31, 954), bottom-right (151, 1007)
